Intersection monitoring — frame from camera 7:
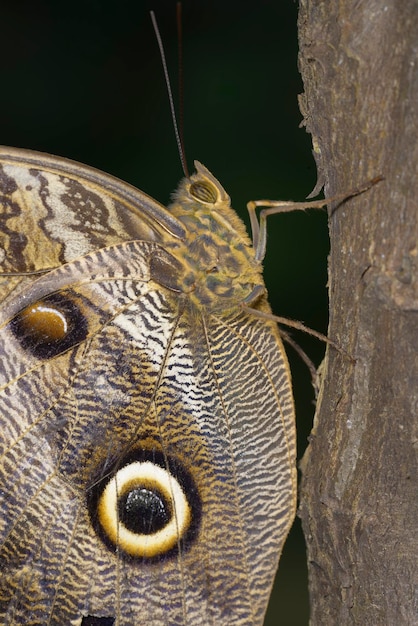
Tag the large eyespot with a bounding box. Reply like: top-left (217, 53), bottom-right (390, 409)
top-left (189, 180), bottom-right (218, 204)
top-left (9, 292), bottom-right (88, 359)
top-left (88, 449), bottom-right (201, 561)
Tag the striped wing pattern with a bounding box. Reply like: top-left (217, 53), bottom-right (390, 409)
top-left (0, 147), bottom-right (296, 625)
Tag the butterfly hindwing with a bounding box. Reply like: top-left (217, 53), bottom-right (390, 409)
top-left (0, 147), bottom-right (296, 625)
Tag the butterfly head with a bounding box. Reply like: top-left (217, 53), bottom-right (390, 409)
top-left (165, 161), bottom-right (266, 313)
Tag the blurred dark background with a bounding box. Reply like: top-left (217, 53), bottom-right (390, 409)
top-left (1, 1), bottom-right (328, 623)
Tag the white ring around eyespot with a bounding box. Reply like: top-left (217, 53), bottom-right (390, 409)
top-left (97, 460), bottom-right (191, 558)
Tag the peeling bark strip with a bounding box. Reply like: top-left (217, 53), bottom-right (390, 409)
top-left (297, 1), bottom-right (418, 624)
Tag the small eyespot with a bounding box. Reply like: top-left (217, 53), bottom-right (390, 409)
top-left (189, 181), bottom-right (218, 204)
top-left (88, 449), bottom-right (201, 561)
top-left (9, 293), bottom-right (88, 359)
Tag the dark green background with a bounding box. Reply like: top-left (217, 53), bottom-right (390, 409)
top-left (2, 1), bottom-right (328, 623)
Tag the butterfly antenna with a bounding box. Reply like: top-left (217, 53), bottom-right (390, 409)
top-left (150, 10), bottom-right (189, 177)
top-left (176, 2), bottom-right (187, 171)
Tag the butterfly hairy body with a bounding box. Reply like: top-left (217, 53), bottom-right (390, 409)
top-left (0, 146), bottom-right (296, 626)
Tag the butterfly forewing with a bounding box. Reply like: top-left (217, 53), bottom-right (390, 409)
top-left (0, 146), bottom-right (185, 304)
top-left (0, 147), bottom-right (296, 625)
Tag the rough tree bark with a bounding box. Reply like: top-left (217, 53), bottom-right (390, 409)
top-left (297, 1), bottom-right (418, 624)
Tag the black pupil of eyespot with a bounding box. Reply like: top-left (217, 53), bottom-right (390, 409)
top-left (118, 487), bottom-right (170, 534)
top-left (81, 618), bottom-right (114, 625)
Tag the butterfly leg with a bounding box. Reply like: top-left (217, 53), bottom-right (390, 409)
top-left (247, 176), bottom-right (383, 262)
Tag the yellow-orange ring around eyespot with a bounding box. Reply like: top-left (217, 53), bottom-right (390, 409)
top-left (97, 461), bottom-right (192, 558)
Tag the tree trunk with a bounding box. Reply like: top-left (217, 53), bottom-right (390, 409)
top-left (297, 1), bottom-right (418, 624)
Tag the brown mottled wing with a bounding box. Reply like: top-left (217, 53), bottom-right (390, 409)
top-left (0, 147), bottom-right (296, 625)
top-left (0, 146), bottom-right (185, 302)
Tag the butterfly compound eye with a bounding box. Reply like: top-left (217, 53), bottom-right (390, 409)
top-left (10, 293), bottom-right (88, 359)
top-left (189, 180), bottom-right (218, 204)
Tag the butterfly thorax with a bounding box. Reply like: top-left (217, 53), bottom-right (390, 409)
top-left (164, 161), bottom-right (265, 312)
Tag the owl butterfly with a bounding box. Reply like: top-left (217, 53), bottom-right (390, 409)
top-left (0, 146), bottom-right (297, 625)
